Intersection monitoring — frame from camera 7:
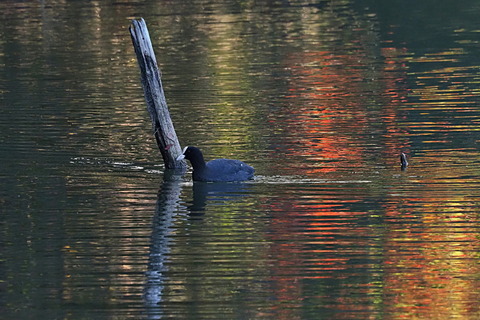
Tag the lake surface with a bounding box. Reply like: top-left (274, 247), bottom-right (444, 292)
top-left (1, 1), bottom-right (480, 319)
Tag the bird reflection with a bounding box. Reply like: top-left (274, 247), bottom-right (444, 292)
top-left (187, 181), bottom-right (252, 215)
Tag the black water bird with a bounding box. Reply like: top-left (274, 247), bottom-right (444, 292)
top-left (177, 146), bottom-right (255, 182)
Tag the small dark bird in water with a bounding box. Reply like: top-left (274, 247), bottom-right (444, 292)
top-left (400, 152), bottom-right (408, 170)
top-left (177, 146), bottom-right (255, 182)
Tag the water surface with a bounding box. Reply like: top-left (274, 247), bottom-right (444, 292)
top-left (1, 1), bottom-right (480, 319)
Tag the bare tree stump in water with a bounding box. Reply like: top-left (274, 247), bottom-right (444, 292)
top-left (129, 18), bottom-right (186, 171)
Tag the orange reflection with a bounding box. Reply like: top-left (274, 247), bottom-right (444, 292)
top-left (259, 30), bottom-right (480, 319)
top-left (379, 42), bottom-right (480, 318)
top-left (383, 193), bottom-right (480, 319)
top-left (271, 51), bottom-right (367, 174)
top-left (260, 185), bottom-right (380, 319)
top-left (267, 44), bottom-right (411, 176)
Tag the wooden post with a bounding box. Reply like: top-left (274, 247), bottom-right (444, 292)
top-left (129, 18), bottom-right (186, 171)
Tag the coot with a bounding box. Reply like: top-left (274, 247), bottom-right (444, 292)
top-left (177, 146), bottom-right (255, 182)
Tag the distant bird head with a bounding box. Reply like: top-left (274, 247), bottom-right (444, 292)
top-left (400, 152), bottom-right (408, 170)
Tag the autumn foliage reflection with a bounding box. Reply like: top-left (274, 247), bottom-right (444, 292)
top-left (258, 26), bottom-right (480, 319)
top-left (266, 44), bottom-right (410, 177)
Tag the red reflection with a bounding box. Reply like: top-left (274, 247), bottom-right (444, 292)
top-left (259, 186), bottom-right (378, 319)
top-left (260, 38), bottom-right (414, 317)
top-left (269, 51), bottom-right (366, 174)
top-left (267, 45), bottom-right (410, 177)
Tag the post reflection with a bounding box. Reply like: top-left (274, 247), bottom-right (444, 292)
top-left (144, 175), bottom-right (254, 318)
top-left (144, 171), bottom-right (184, 317)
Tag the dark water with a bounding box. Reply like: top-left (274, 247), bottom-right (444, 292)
top-left (1, 1), bottom-right (480, 319)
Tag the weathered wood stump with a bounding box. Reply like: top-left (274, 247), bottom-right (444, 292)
top-left (129, 18), bottom-right (186, 171)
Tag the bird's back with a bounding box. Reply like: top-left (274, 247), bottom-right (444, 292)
top-left (199, 158), bottom-right (254, 182)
